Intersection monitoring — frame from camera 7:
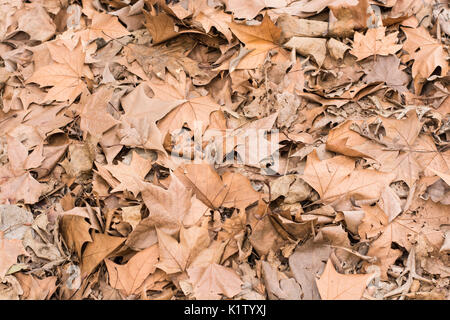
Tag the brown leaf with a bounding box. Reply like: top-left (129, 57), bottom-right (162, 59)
top-left (402, 26), bottom-right (449, 93)
top-left (228, 14), bottom-right (289, 70)
top-left (284, 37), bottom-right (327, 67)
top-left (15, 273), bottom-right (57, 300)
top-left (0, 172), bottom-right (46, 205)
top-left (289, 239), bottom-right (332, 300)
top-left (80, 87), bottom-right (119, 139)
top-left (224, 0), bottom-right (287, 20)
top-left (0, 235), bottom-right (28, 279)
top-left (363, 55), bottom-right (409, 92)
top-left (174, 163), bottom-right (227, 209)
top-left (365, 222), bottom-right (403, 280)
top-left (262, 261), bottom-right (302, 300)
top-left (82, 11), bottom-right (130, 42)
top-left (156, 225), bottom-right (210, 274)
top-left (103, 151), bottom-right (152, 197)
top-left (316, 259), bottom-right (375, 300)
top-left (148, 73), bottom-right (221, 137)
top-left (140, 174), bottom-right (192, 235)
top-left (193, 0), bottom-right (233, 42)
top-left (26, 41), bottom-right (92, 103)
top-left (187, 263), bottom-right (242, 300)
top-left (358, 204), bottom-right (388, 240)
top-left (350, 27), bottom-right (403, 61)
top-left (221, 171), bottom-right (262, 211)
top-left (16, 4), bottom-right (56, 42)
top-left (59, 215), bottom-right (92, 258)
top-left (328, 0), bottom-right (371, 36)
top-left (105, 244), bottom-right (159, 296)
top-left (144, 9), bottom-right (179, 44)
top-left (303, 150), bottom-right (395, 209)
top-left (81, 233), bottom-right (126, 278)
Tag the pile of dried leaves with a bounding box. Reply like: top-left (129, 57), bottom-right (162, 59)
top-left (0, 0), bottom-right (449, 300)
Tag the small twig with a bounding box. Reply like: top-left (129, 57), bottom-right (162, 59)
top-left (331, 245), bottom-right (378, 263)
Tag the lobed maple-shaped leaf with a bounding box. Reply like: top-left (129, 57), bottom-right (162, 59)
top-left (140, 174), bottom-right (192, 235)
top-left (124, 36), bottom-right (217, 85)
top-left (1, 135), bottom-right (45, 196)
top-left (363, 55), bottom-right (409, 92)
top-left (0, 118), bottom-right (69, 205)
top-left (174, 163), bottom-right (263, 211)
top-left (80, 87), bottom-right (119, 139)
top-left (103, 151), bottom-right (152, 197)
top-left (192, 0), bottom-right (233, 42)
top-left (148, 73), bottom-right (221, 137)
top-left (392, 199), bottom-right (450, 251)
top-left (174, 163), bottom-right (227, 209)
top-left (402, 26), bottom-right (449, 94)
top-left (228, 14), bottom-right (289, 70)
top-left (105, 244), bottom-right (159, 296)
top-left (328, 112), bottom-right (427, 188)
top-left (326, 119), bottom-right (387, 159)
top-left (187, 263), bottom-right (243, 300)
top-left (26, 41), bottom-right (92, 103)
top-left (302, 151), bottom-right (355, 202)
top-left (350, 27), bottom-right (402, 61)
top-left (81, 11), bottom-right (130, 42)
top-left (221, 172), bottom-right (263, 211)
top-left (413, 135), bottom-right (450, 178)
top-left (378, 111), bottom-right (423, 187)
top-left (156, 226), bottom-right (210, 274)
top-left (302, 150), bottom-right (395, 208)
top-left (316, 259), bottom-right (375, 300)
top-left (118, 83), bottom-right (184, 153)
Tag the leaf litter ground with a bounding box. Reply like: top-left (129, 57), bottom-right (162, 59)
top-left (0, 0), bottom-right (449, 300)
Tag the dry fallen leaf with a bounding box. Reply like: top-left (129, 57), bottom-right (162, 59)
top-left (228, 14), bottom-right (289, 70)
top-left (59, 215), bottom-right (92, 258)
top-left (81, 232), bottom-right (126, 277)
top-left (156, 225), bottom-right (210, 274)
top-left (26, 41), bottom-right (92, 103)
top-left (105, 244), bottom-right (159, 296)
top-left (0, 234), bottom-right (28, 279)
top-left (15, 273), bottom-right (57, 300)
top-left (316, 259), bottom-right (375, 300)
top-left (350, 27), bottom-right (403, 61)
top-left (402, 26), bottom-right (449, 94)
top-left (103, 151), bottom-right (152, 197)
top-left (187, 263), bottom-right (243, 300)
